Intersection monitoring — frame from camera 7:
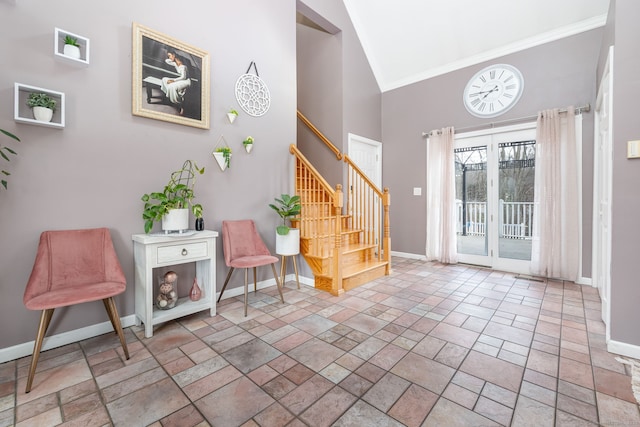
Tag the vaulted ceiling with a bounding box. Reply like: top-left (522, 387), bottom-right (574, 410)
top-left (342, 0), bottom-right (610, 92)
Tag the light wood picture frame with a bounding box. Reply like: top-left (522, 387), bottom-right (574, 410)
top-left (132, 23), bottom-right (210, 129)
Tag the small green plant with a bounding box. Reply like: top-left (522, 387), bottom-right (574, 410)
top-left (269, 194), bottom-right (301, 235)
top-left (216, 147), bottom-right (232, 169)
top-left (26, 93), bottom-right (56, 112)
top-left (228, 108), bottom-right (238, 116)
top-left (141, 160), bottom-right (205, 233)
top-left (243, 136), bottom-right (254, 146)
top-left (0, 129), bottom-right (20, 190)
top-left (64, 35), bottom-right (80, 47)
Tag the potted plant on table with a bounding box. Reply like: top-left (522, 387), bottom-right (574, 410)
top-left (63, 35), bottom-right (81, 59)
top-left (26, 93), bottom-right (56, 123)
top-left (269, 193), bottom-right (301, 255)
top-left (141, 160), bottom-right (205, 234)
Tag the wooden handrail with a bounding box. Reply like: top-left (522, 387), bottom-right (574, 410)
top-left (297, 110), bottom-right (342, 160)
top-left (289, 144), bottom-right (336, 195)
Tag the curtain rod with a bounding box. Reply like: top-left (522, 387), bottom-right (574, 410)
top-left (422, 103), bottom-right (590, 138)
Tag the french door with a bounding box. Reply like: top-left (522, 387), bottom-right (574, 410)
top-left (454, 124), bottom-right (536, 274)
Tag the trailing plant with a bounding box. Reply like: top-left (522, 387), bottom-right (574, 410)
top-left (26, 93), bottom-right (56, 111)
top-left (0, 129), bottom-right (19, 190)
top-left (243, 136), bottom-right (254, 146)
top-left (269, 194), bottom-right (301, 235)
top-left (141, 160), bottom-right (204, 233)
top-left (228, 108), bottom-right (238, 116)
top-left (64, 35), bottom-right (80, 47)
top-left (215, 146), bottom-right (232, 169)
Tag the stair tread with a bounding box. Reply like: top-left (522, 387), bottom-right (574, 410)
top-left (316, 260), bottom-right (388, 279)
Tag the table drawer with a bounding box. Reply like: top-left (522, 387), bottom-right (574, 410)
top-left (157, 241), bottom-right (208, 264)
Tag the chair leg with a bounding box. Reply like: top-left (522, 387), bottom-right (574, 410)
top-left (25, 308), bottom-right (54, 393)
top-left (103, 298), bottom-right (130, 360)
top-left (217, 267), bottom-right (235, 302)
top-left (271, 263), bottom-right (285, 304)
top-left (253, 267), bottom-right (257, 293)
top-left (244, 268), bottom-right (249, 317)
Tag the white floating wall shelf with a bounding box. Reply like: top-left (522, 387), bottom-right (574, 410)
top-left (14, 83), bottom-right (65, 129)
top-left (54, 28), bottom-right (90, 66)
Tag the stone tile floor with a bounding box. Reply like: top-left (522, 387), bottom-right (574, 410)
top-left (1, 257), bottom-right (639, 426)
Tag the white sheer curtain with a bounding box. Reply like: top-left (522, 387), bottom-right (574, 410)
top-left (426, 127), bottom-right (457, 263)
top-left (531, 107), bottom-right (581, 281)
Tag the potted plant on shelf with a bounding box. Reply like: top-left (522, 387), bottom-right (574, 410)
top-left (0, 129), bottom-right (19, 190)
top-left (26, 92), bottom-right (56, 123)
top-left (269, 193), bottom-right (301, 255)
top-left (63, 35), bottom-right (81, 59)
top-left (227, 108), bottom-right (238, 124)
top-left (243, 136), bottom-right (254, 153)
top-left (141, 160), bottom-right (205, 234)
top-left (213, 146), bottom-right (232, 171)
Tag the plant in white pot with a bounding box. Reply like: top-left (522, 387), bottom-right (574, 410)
top-left (243, 136), bottom-right (254, 153)
top-left (227, 108), bottom-right (238, 124)
top-left (63, 35), bottom-right (81, 59)
top-left (26, 92), bottom-right (56, 123)
top-left (269, 193), bottom-right (301, 255)
top-left (141, 160), bottom-right (205, 234)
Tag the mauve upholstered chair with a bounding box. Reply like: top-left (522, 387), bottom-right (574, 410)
top-left (217, 220), bottom-right (284, 316)
top-left (23, 228), bottom-right (130, 393)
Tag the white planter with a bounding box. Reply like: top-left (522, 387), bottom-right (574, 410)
top-left (63, 44), bottom-right (81, 60)
top-left (32, 106), bottom-right (53, 122)
top-left (213, 152), bottom-right (231, 171)
top-left (244, 143), bottom-right (253, 153)
top-left (162, 208), bottom-right (189, 232)
top-left (226, 113), bottom-right (237, 123)
top-left (276, 228), bottom-right (300, 255)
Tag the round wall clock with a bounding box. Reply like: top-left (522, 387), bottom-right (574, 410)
top-left (463, 64), bottom-right (524, 118)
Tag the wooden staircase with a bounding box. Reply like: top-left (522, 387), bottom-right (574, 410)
top-left (291, 111), bottom-right (391, 296)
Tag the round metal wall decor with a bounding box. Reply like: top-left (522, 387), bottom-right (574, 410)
top-left (235, 62), bottom-right (271, 117)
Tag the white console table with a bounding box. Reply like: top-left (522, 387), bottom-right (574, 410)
top-left (132, 230), bottom-right (218, 338)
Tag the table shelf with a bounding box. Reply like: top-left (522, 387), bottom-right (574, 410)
top-left (132, 230), bottom-right (218, 338)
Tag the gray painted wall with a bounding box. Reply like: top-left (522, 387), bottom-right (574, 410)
top-left (0, 0), bottom-right (380, 352)
top-left (607, 0), bottom-right (640, 347)
top-left (381, 29), bottom-right (601, 281)
top-left (0, 0), bottom-right (298, 349)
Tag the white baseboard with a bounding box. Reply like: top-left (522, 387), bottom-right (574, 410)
top-left (608, 339), bottom-right (640, 360)
top-left (1, 274), bottom-right (315, 364)
top-left (390, 251), bottom-right (426, 260)
top-left (0, 315), bottom-right (138, 364)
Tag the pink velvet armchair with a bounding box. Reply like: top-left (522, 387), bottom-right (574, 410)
top-left (217, 220), bottom-right (284, 316)
top-left (23, 228), bottom-right (130, 393)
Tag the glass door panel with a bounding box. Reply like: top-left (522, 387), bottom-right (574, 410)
top-left (497, 141), bottom-right (535, 260)
top-left (455, 145), bottom-right (488, 258)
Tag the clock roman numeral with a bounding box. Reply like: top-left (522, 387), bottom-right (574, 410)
top-left (478, 102), bottom-right (487, 112)
top-left (506, 84), bottom-right (517, 90)
top-left (471, 98), bottom-right (481, 107)
top-left (490, 70), bottom-right (495, 79)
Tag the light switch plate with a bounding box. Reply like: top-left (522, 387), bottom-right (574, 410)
top-left (628, 140), bottom-right (640, 159)
top-left (413, 187), bottom-right (422, 196)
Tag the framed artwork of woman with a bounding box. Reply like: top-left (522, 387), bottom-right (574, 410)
top-left (132, 22), bottom-right (210, 129)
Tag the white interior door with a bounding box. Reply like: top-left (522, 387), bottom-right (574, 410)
top-left (593, 46), bottom-right (613, 341)
top-left (348, 133), bottom-right (382, 188)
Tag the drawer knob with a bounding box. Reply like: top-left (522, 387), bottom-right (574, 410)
top-left (181, 248), bottom-right (188, 256)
